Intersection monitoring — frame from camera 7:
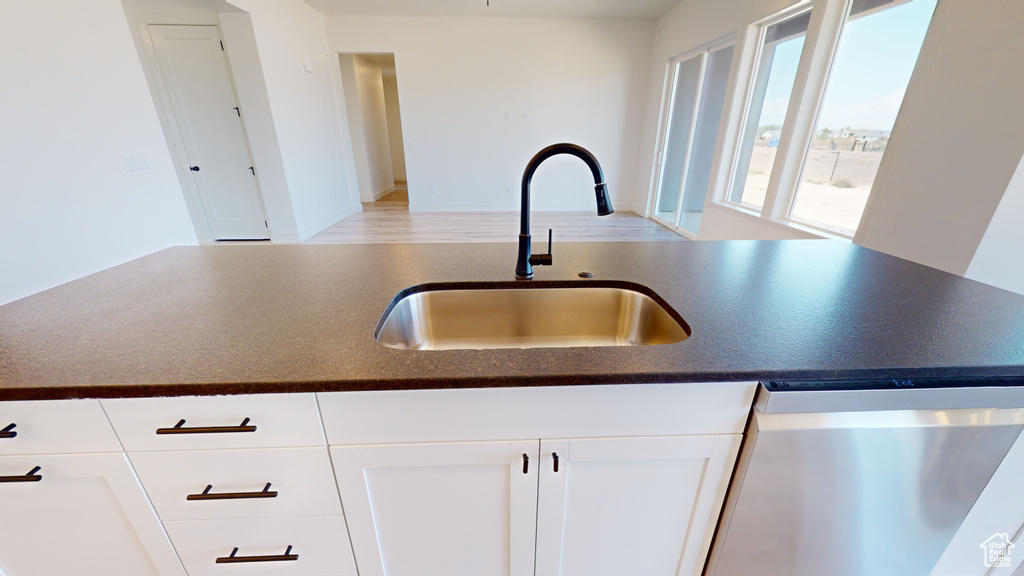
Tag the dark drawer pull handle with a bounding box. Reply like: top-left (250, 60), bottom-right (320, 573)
top-left (156, 418), bottom-right (256, 435)
top-left (216, 545), bottom-right (297, 564)
top-left (0, 423), bottom-right (16, 439)
top-left (552, 452), bottom-right (559, 473)
top-left (188, 482), bottom-right (277, 501)
top-left (522, 453), bottom-right (529, 474)
top-left (1, 466), bottom-right (42, 483)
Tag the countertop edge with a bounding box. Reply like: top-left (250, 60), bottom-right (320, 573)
top-left (5, 365), bottom-right (1024, 401)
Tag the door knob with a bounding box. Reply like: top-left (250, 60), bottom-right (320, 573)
top-left (190, 166), bottom-right (200, 172)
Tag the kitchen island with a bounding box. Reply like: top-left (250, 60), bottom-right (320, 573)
top-left (1, 239), bottom-right (1023, 399)
top-left (2, 240), bottom-right (1024, 576)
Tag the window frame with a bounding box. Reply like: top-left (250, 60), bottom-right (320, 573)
top-left (711, 0), bottom-right (931, 239)
top-left (721, 3), bottom-right (814, 215)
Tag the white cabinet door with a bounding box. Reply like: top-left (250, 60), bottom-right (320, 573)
top-left (0, 453), bottom-right (185, 576)
top-left (331, 441), bottom-right (541, 576)
top-left (534, 435), bottom-right (741, 576)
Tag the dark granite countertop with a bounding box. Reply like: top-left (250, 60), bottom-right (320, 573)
top-left (2, 240), bottom-right (1023, 400)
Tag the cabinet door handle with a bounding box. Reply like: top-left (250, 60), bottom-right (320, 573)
top-left (156, 418), bottom-right (256, 435)
top-left (0, 423), bottom-right (16, 439)
top-left (0, 465), bottom-right (41, 483)
top-left (216, 545), bottom-right (298, 564)
top-left (522, 453), bottom-right (529, 474)
top-left (187, 482), bottom-right (277, 501)
top-left (552, 452), bottom-right (559, 473)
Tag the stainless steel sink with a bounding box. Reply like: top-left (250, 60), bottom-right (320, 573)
top-left (375, 282), bottom-right (690, 350)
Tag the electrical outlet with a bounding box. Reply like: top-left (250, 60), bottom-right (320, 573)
top-left (506, 185), bottom-right (512, 194)
top-left (430, 186), bottom-right (436, 194)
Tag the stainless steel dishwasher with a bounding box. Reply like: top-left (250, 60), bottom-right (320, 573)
top-left (704, 377), bottom-right (1024, 576)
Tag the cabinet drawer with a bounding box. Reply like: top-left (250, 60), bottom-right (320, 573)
top-left (129, 447), bottom-right (342, 521)
top-left (317, 382), bottom-right (758, 444)
top-left (163, 515), bottom-right (355, 576)
top-left (0, 399), bottom-right (121, 454)
top-left (101, 394), bottom-right (325, 451)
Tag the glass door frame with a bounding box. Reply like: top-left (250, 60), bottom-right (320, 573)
top-left (647, 36), bottom-right (736, 239)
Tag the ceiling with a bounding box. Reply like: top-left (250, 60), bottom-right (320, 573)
top-left (303, 0), bottom-right (683, 19)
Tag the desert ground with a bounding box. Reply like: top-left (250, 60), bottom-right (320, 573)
top-left (735, 146), bottom-right (882, 235)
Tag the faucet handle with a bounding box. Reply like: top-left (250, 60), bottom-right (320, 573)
top-left (529, 229), bottom-right (553, 267)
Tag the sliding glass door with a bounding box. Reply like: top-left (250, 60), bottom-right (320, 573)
top-left (652, 42), bottom-right (735, 235)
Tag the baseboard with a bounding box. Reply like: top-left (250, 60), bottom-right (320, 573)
top-left (269, 231), bottom-right (301, 243)
top-left (369, 185), bottom-right (395, 202)
top-left (297, 202), bottom-right (361, 241)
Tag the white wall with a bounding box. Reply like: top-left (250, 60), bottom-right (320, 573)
top-left (227, 0), bottom-right (360, 240)
top-left (854, 0), bottom-right (1024, 275)
top-left (965, 152), bottom-right (1024, 296)
top-left (354, 55), bottom-right (396, 199)
top-left (0, 0), bottom-right (197, 306)
top-left (324, 16), bottom-right (655, 213)
top-left (382, 71), bottom-right (407, 182)
top-left (337, 55), bottom-right (374, 202)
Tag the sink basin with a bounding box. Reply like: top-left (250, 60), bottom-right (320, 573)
top-left (375, 282), bottom-right (690, 350)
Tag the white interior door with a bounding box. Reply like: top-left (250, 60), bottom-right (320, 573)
top-left (534, 435), bottom-right (742, 576)
top-left (149, 25), bottom-right (269, 241)
top-left (331, 441), bottom-right (540, 576)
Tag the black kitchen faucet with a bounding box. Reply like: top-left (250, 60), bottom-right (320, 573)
top-left (515, 143), bottom-right (614, 279)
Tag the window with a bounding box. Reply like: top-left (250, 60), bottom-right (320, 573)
top-left (651, 41), bottom-right (735, 235)
top-left (728, 10), bottom-right (811, 211)
top-left (789, 0), bottom-right (937, 235)
top-left (713, 0), bottom-right (938, 238)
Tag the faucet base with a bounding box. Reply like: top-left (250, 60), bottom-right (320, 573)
top-left (515, 234), bottom-right (533, 279)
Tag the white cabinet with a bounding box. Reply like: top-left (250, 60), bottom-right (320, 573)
top-left (1, 382), bottom-right (756, 576)
top-left (534, 435), bottom-right (741, 576)
top-left (0, 399), bottom-right (122, 455)
top-left (128, 447), bottom-right (343, 521)
top-left (163, 516), bottom-right (356, 576)
top-left (101, 393), bottom-right (326, 451)
top-left (332, 441), bottom-right (542, 576)
top-left (100, 393), bottom-right (357, 576)
top-left (332, 435), bottom-right (739, 576)
top-left (321, 382), bottom-right (756, 576)
top-left (0, 400), bottom-right (185, 576)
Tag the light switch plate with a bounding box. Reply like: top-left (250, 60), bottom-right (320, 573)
top-left (121, 153), bottom-right (151, 172)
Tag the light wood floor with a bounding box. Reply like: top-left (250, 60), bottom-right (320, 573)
top-left (364, 183), bottom-right (409, 212)
top-left (306, 182), bottom-right (684, 244)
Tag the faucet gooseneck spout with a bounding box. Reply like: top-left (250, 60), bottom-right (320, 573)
top-left (516, 143), bottom-right (614, 279)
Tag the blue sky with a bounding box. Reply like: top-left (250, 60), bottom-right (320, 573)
top-left (759, 0), bottom-right (937, 131)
